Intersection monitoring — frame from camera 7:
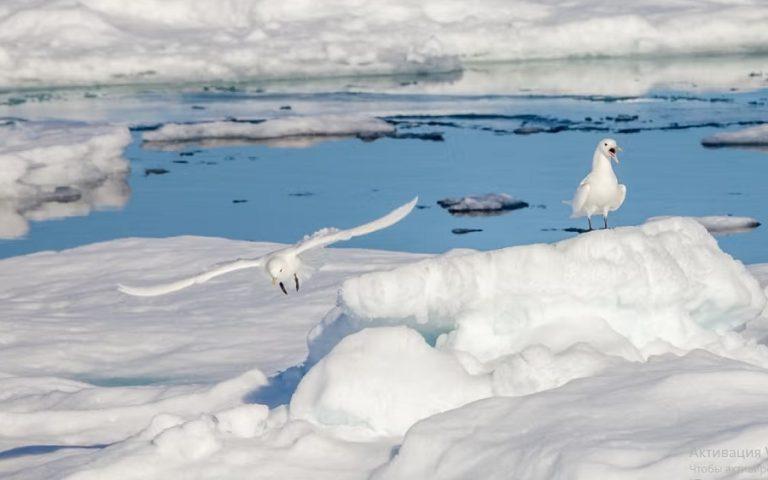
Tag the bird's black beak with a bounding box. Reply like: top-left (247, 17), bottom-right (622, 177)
top-left (279, 282), bottom-right (288, 295)
top-left (294, 273), bottom-right (300, 292)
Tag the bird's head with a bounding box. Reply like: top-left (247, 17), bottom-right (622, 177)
top-left (266, 257), bottom-right (288, 284)
top-left (598, 138), bottom-right (622, 164)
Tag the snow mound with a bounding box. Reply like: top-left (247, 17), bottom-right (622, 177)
top-left (291, 218), bottom-right (767, 437)
top-left (702, 124), bottom-right (768, 147)
top-left (311, 218), bottom-right (766, 367)
top-left (375, 352), bottom-right (768, 480)
top-left (437, 193), bottom-right (528, 215)
top-left (143, 115), bottom-right (394, 144)
top-left (290, 326), bottom-right (492, 436)
top-left (647, 215), bottom-right (761, 235)
top-left (0, 120), bottom-right (131, 238)
top-left (2, 1), bottom-right (768, 87)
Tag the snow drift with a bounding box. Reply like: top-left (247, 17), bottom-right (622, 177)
top-left (142, 115), bottom-right (395, 145)
top-left (0, 120), bottom-right (131, 238)
top-left (702, 124), bottom-right (768, 147)
top-left (1, 0), bottom-right (768, 87)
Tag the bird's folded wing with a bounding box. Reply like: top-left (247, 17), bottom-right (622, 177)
top-left (571, 183), bottom-right (591, 215)
top-left (118, 257), bottom-right (264, 297)
top-left (293, 196), bottom-right (418, 255)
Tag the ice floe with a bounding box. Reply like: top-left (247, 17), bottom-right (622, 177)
top-left (0, 120), bottom-right (131, 238)
top-left (702, 124), bottom-right (768, 147)
top-left (647, 215), bottom-right (761, 235)
top-left (142, 115), bottom-right (395, 148)
top-left (437, 193), bottom-right (528, 216)
top-left (3, 220), bottom-right (768, 477)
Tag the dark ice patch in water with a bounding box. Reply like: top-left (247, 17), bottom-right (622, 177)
top-left (438, 193), bottom-right (529, 216)
top-left (452, 228), bottom-right (483, 235)
top-left (232, 199), bottom-right (248, 204)
top-left (144, 168), bottom-right (169, 176)
top-left (289, 191), bottom-right (315, 197)
top-left (179, 150), bottom-right (202, 157)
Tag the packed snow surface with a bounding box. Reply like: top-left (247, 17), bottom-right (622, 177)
top-left (142, 115), bottom-right (395, 144)
top-left (1, 0), bottom-right (768, 87)
top-left (0, 120), bottom-right (130, 238)
top-left (3, 220), bottom-right (768, 478)
top-left (375, 352), bottom-right (768, 480)
top-left (647, 215), bottom-right (761, 235)
top-left (702, 124), bottom-right (768, 147)
top-left (436, 193), bottom-right (528, 214)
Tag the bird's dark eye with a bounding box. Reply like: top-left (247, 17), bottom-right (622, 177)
top-left (604, 143), bottom-right (608, 146)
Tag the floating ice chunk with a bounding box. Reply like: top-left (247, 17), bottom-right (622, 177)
top-left (311, 218), bottom-right (766, 366)
top-left (0, 121), bottom-right (131, 238)
top-left (375, 352), bottom-right (768, 480)
top-left (646, 215), bottom-right (761, 235)
top-left (702, 124), bottom-right (768, 146)
top-left (437, 193), bottom-right (528, 216)
top-left (291, 326), bottom-right (492, 437)
top-left (142, 115), bottom-right (395, 144)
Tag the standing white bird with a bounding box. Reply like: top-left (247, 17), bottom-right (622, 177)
top-left (569, 138), bottom-right (626, 230)
top-left (118, 197), bottom-right (418, 297)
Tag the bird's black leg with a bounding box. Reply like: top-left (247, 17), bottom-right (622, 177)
top-left (294, 273), bottom-right (300, 292)
top-left (279, 282), bottom-right (288, 295)
top-left (587, 217), bottom-right (593, 231)
top-left (603, 216), bottom-right (608, 229)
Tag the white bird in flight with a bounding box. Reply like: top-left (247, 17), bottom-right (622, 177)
top-left (118, 197), bottom-right (418, 297)
top-left (569, 138), bottom-right (626, 230)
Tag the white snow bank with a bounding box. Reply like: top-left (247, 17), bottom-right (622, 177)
top-left (311, 218), bottom-right (766, 368)
top-left (376, 352), bottom-right (768, 480)
top-left (142, 115), bottom-right (395, 144)
top-left (290, 326), bottom-right (491, 437)
top-left (437, 193), bottom-right (528, 214)
top-left (0, 120), bottom-right (131, 238)
top-left (647, 215), bottom-right (761, 235)
top-left (702, 124), bottom-right (768, 147)
top-left (2, 0), bottom-right (768, 87)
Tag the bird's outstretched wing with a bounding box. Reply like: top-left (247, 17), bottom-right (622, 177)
top-left (293, 197), bottom-right (418, 255)
top-left (118, 257), bottom-right (264, 297)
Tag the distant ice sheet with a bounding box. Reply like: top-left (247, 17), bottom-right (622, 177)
top-left (1, 0), bottom-right (768, 87)
top-left (0, 120), bottom-right (131, 238)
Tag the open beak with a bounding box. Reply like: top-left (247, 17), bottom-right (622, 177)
top-left (609, 146), bottom-right (622, 163)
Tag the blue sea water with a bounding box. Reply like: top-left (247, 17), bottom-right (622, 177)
top-left (1, 59), bottom-right (767, 263)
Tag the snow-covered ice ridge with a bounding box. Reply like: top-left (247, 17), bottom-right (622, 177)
top-left (5, 218), bottom-right (768, 478)
top-left (142, 115), bottom-right (395, 144)
top-left (0, 120), bottom-right (131, 238)
top-left (2, 0), bottom-right (768, 87)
